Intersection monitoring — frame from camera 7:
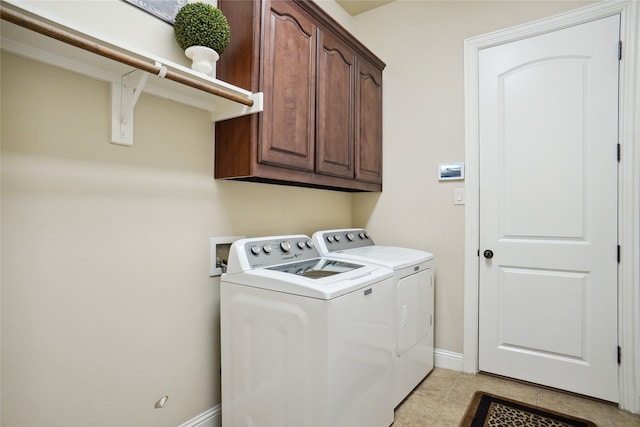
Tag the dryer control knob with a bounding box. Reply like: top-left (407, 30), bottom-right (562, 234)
top-left (297, 241), bottom-right (306, 249)
top-left (359, 232), bottom-right (366, 239)
top-left (327, 235), bottom-right (334, 243)
top-left (306, 240), bottom-right (314, 248)
top-left (263, 244), bottom-right (272, 254)
top-left (346, 232), bottom-right (354, 241)
top-left (334, 235), bottom-right (341, 242)
top-left (280, 241), bottom-right (291, 252)
top-left (250, 245), bottom-right (260, 255)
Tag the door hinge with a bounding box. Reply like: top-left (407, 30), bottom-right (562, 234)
top-left (617, 143), bottom-right (621, 162)
top-left (618, 346), bottom-right (622, 364)
top-left (617, 245), bottom-right (621, 263)
top-left (618, 41), bottom-right (622, 60)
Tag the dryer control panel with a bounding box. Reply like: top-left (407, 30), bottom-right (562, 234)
top-left (315, 228), bottom-right (376, 252)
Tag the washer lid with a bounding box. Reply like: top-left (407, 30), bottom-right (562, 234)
top-left (223, 259), bottom-right (392, 300)
top-left (330, 246), bottom-right (434, 270)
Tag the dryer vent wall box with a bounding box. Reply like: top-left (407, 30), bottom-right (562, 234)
top-left (210, 236), bottom-right (244, 276)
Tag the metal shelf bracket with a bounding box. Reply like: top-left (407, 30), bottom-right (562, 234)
top-left (111, 62), bottom-right (167, 146)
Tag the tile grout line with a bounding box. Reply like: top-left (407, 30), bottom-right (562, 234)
top-left (443, 372), bottom-right (465, 402)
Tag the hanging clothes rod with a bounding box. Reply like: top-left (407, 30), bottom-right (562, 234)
top-left (0, 6), bottom-right (254, 107)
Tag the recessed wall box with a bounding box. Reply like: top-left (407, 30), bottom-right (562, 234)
top-left (210, 236), bottom-right (244, 276)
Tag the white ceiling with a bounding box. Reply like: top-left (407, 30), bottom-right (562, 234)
top-left (335, 0), bottom-right (396, 16)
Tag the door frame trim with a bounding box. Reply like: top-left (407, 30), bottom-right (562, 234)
top-left (463, 0), bottom-right (639, 413)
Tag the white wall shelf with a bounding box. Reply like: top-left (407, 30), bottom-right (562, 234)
top-left (0, 2), bottom-right (263, 146)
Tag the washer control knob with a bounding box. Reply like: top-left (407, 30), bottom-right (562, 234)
top-left (297, 241), bottom-right (306, 249)
top-left (346, 232), bottom-right (354, 241)
top-left (359, 232), bottom-right (366, 239)
top-left (263, 244), bottom-right (272, 254)
top-left (250, 245), bottom-right (260, 255)
top-left (306, 240), bottom-right (314, 248)
top-left (280, 241), bottom-right (291, 252)
top-left (334, 234), bottom-right (341, 242)
top-left (326, 235), bottom-right (334, 243)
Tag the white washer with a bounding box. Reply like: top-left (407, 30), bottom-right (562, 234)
top-left (220, 235), bottom-right (395, 427)
top-left (312, 228), bottom-right (435, 407)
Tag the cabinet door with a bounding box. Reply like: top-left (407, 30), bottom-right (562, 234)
top-left (316, 29), bottom-right (356, 179)
top-left (355, 58), bottom-right (383, 184)
top-left (260, 1), bottom-right (316, 172)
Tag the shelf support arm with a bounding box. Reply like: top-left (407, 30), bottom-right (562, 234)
top-left (111, 62), bottom-right (167, 146)
top-left (121, 71), bottom-right (148, 127)
top-left (110, 71), bottom-right (147, 146)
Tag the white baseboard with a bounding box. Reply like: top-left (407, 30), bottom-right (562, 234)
top-left (177, 405), bottom-right (220, 427)
top-left (178, 349), bottom-right (464, 427)
top-left (434, 348), bottom-right (464, 371)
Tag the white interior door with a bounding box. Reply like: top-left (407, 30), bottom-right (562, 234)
top-left (478, 15), bottom-right (620, 402)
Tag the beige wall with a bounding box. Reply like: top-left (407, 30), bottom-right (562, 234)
top-left (1, 1), bottom-right (596, 426)
top-left (0, 3), bottom-right (352, 421)
top-left (349, 0), bottom-right (594, 354)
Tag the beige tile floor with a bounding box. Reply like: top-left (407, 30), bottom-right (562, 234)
top-left (392, 368), bottom-right (640, 426)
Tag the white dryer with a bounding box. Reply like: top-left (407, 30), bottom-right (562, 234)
top-left (312, 228), bottom-right (435, 407)
top-left (220, 235), bottom-right (395, 427)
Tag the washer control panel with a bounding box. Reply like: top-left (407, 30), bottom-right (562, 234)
top-left (317, 228), bottom-right (375, 252)
top-left (244, 236), bottom-right (318, 268)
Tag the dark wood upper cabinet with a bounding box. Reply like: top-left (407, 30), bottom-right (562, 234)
top-left (316, 28), bottom-right (356, 180)
top-left (260, 1), bottom-right (316, 172)
top-left (215, 0), bottom-right (385, 192)
top-left (356, 57), bottom-right (383, 184)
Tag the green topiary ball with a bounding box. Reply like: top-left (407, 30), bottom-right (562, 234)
top-left (174, 2), bottom-right (230, 55)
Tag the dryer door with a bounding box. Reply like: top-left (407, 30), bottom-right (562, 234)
top-left (397, 269), bottom-right (433, 356)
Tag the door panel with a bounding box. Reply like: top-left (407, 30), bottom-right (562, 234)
top-left (501, 59), bottom-right (587, 238)
top-left (397, 269), bottom-right (432, 356)
top-left (260, 1), bottom-right (316, 172)
top-left (499, 267), bottom-right (586, 358)
top-left (355, 58), bottom-right (383, 184)
top-left (478, 15), bottom-right (620, 402)
top-left (317, 29), bottom-right (356, 179)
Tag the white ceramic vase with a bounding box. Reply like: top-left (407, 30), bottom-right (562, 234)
top-left (185, 45), bottom-right (219, 78)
